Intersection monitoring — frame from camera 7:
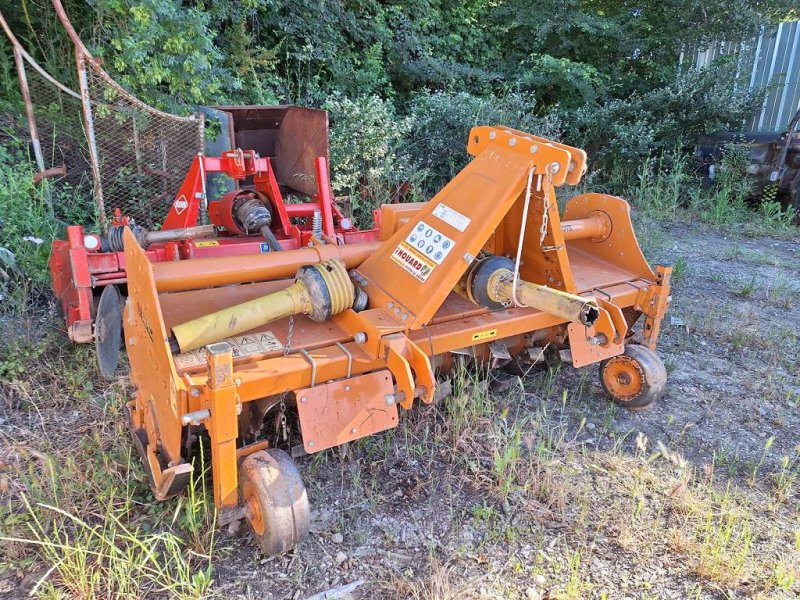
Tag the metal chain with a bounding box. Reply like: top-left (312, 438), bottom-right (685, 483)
top-left (279, 399), bottom-right (288, 442)
top-left (283, 315), bottom-right (294, 356)
top-left (539, 171), bottom-right (552, 246)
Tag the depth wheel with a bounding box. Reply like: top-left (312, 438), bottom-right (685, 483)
top-left (599, 345), bottom-right (666, 410)
top-left (239, 449), bottom-right (310, 555)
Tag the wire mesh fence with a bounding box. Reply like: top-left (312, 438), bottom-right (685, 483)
top-left (21, 53), bottom-right (95, 223)
top-left (5, 27), bottom-right (204, 232)
top-left (82, 58), bottom-right (203, 229)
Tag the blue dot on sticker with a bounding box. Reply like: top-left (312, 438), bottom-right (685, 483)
top-left (416, 224), bottom-right (424, 232)
top-left (417, 240), bottom-right (425, 248)
top-left (424, 228), bottom-right (433, 237)
top-left (409, 234), bottom-right (417, 243)
top-left (434, 234), bottom-right (442, 243)
top-left (260, 242), bottom-right (270, 253)
top-left (426, 245), bottom-right (434, 254)
top-left (442, 240), bottom-right (450, 249)
top-left (434, 251), bottom-right (443, 260)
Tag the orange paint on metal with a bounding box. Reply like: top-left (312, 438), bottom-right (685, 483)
top-left (152, 241), bottom-right (381, 293)
top-left (601, 355), bottom-right (645, 401)
top-left (295, 370), bottom-right (397, 453)
top-left (120, 125), bottom-right (674, 527)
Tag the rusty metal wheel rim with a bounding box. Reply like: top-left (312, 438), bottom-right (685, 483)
top-left (242, 480), bottom-right (266, 536)
top-left (603, 355), bottom-right (645, 401)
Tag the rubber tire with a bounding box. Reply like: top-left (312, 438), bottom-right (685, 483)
top-left (239, 449), bottom-right (310, 555)
top-left (599, 344), bottom-right (667, 411)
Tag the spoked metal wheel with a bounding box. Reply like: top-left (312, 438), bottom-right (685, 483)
top-left (95, 284), bottom-right (123, 379)
top-left (239, 449), bottom-right (310, 555)
top-left (599, 344), bottom-right (667, 411)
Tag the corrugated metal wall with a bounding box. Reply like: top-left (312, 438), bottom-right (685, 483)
top-left (693, 21), bottom-right (800, 132)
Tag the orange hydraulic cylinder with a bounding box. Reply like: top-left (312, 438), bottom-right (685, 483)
top-left (153, 241), bottom-right (381, 292)
top-left (560, 214), bottom-right (611, 241)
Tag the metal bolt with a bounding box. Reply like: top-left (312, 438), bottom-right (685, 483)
top-left (508, 137), bottom-right (517, 147)
top-left (308, 441), bottom-right (315, 448)
top-left (344, 385), bottom-right (351, 392)
top-left (351, 427), bottom-right (358, 434)
top-left (394, 307), bottom-right (401, 315)
top-left (234, 378), bottom-right (241, 386)
top-left (463, 252), bottom-right (475, 264)
top-left (549, 161), bottom-right (561, 174)
top-left (385, 393), bottom-right (396, 405)
top-left (300, 396), bottom-right (307, 403)
top-left (190, 388), bottom-right (200, 397)
top-left (530, 144), bottom-right (539, 154)
top-left (489, 131), bottom-right (496, 140)
top-left (387, 302), bottom-right (394, 308)
top-left (401, 313), bottom-right (408, 321)
top-left (354, 332), bottom-right (367, 344)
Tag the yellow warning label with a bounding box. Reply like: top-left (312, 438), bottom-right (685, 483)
top-left (390, 241), bottom-right (436, 282)
top-left (195, 240), bottom-right (220, 247)
top-left (471, 329), bottom-right (497, 342)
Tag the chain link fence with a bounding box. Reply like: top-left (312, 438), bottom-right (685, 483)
top-left (82, 58), bottom-right (203, 229)
top-left (5, 21), bottom-right (204, 232)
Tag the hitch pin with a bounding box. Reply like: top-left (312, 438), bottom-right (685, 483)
top-left (181, 409), bottom-right (210, 426)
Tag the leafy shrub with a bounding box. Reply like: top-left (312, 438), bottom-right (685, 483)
top-left (568, 62), bottom-right (764, 180)
top-left (324, 94), bottom-right (414, 225)
top-left (0, 131), bottom-right (95, 308)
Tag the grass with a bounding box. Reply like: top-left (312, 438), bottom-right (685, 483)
top-left (0, 326), bottom-right (217, 598)
top-left (619, 145), bottom-right (800, 239)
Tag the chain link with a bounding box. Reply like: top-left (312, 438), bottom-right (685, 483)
top-left (279, 399), bottom-right (288, 442)
top-left (283, 315), bottom-right (294, 356)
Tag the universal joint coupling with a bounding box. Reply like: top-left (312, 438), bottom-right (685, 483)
top-left (234, 194), bottom-right (283, 251)
top-left (465, 255), bottom-right (600, 327)
top-left (234, 195), bottom-right (272, 233)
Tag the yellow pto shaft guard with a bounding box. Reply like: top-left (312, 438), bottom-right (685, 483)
top-left (170, 258), bottom-right (356, 353)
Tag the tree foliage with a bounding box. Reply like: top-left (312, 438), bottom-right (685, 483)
top-left (0, 0), bottom-right (797, 189)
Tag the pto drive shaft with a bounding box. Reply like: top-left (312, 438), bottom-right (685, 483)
top-left (168, 258), bottom-right (358, 354)
top-left (465, 255), bottom-right (600, 326)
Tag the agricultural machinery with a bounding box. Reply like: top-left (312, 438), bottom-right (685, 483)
top-left (49, 106), bottom-right (381, 377)
top-left (121, 126), bottom-right (672, 554)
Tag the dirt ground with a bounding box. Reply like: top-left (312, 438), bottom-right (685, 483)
top-left (1, 219), bottom-right (799, 599)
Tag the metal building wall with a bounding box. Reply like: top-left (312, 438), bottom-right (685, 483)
top-left (694, 21), bottom-right (800, 132)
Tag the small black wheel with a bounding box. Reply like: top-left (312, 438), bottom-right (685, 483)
top-left (599, 345), bottom-right (667, 411)
top-left (239, 449), bottom-right (310, 555)
top-left (96, 284), bottom-right (123, 379)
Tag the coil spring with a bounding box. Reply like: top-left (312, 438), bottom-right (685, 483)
top-left (234, 196), bottom-right (272, 234)
top-left (311, 209), bottom-right (322, 239)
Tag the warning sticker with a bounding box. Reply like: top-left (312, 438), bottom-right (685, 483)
top-left (432, 203), bottom-right (471, 232)
top-left (194, 240), bottom-right (219, 248)
top-left (405, 221), bottom-right (454, 265)
top-left (392, 220), bottom-right (456, 282)
top-left (471, 329), bottom-right (498, 342)
top-left (174, 331), bottom-right (284, 370)
top-left (173, 194), bottom-right (189, 214)
top-left (390, 242), bottom-right (436, 282)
